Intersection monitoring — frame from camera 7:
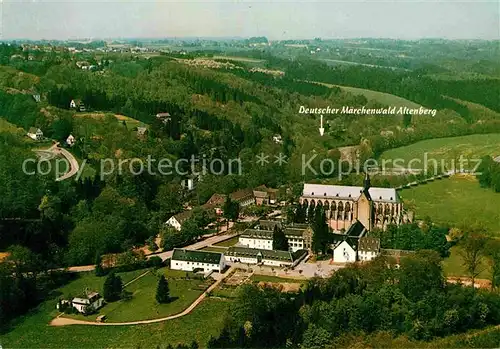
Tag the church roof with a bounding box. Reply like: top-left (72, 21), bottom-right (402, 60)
top-left (346, 220), bottom-right (367, 238)
top-left (302, 183), bottom-right (399, 203)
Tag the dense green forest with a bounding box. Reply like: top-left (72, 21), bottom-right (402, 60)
top-left (0, 39), bottom-right (499, 336)
top-left (208, 251), bottom-right (500, 348)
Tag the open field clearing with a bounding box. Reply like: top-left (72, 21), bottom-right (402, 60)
top-left (1, 297), bottom-right (227, 348)
top-left (60, 268), bottom-right (211, 323)
top-left (400, 176), bottom-right (500, 236)
top-left (212, 55), bottom-right (265, 63)
top-left (75, 112), bottom-right (147, 130)
top-left (379, 133), bottom-right (500, 170)
top-left (312, 81), bottom-right (422, 109)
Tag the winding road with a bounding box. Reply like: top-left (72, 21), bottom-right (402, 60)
top-left (34, 143), bottom-right (80, 181)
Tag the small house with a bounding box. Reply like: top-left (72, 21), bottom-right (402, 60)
top-left (66, 134), bottom-right (76, 147)
top-left (32, 94), bottom-right (41, 103)
top-left (136, 127), bottom-right (148, 139)
top-left (358, 237), bottom-right (381, 262)
top-left (332, 240), bottom-right (357, 263)
top-left (71, 291), bottom-right (104, 314)
top-left (171, 248), bottom-right (226, 273)
top-left (27, 127), bottom-right (43, 141)
top-left (165, 210), bottom-right (193, 231)
top-left (70, 99), bottom-right (86, 112)
top-left (229, 188), bottom-right (255, 208)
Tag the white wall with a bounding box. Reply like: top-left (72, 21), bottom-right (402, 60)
top-left (239, 237), bottom-right (273, 250)
top-left (287, 238), bottom-right (304, 252)
top-left (166, 217), bottom-right (182, 231)
top-left (171, 258), bottom-right (224, 273)
top-left (358, 251), bottom-right (379, 261)
top-left (333, 241), bottom-right (356, 263)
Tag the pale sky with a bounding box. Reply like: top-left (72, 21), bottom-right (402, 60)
top-left (1, 0), bottom-right (499, 40)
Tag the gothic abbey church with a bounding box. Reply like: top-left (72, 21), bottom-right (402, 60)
top-left (299, 174), bottom-right (413, 233)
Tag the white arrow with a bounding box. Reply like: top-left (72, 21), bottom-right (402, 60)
top-left (319, 114), bottom-right (325, 136)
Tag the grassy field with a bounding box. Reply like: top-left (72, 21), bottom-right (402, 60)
top-left (400, 176), bottom-right (500, 235)
top-left (212, 55), bottom-right (265, 63)
top-left (0, 117), bottom-right (24, 134)
top-left (249, 274), bottom-right (304, 284)
top-left (313, 81), bottom-right (422, 109)
top-left (213, 236), bottom-right (239, 247)
top-left (1, 298), bottom-right (228, 348)
top-left (61, 268), bottom-right (210, 323)
top-left (76, 112), bottom-right (147, 130)
top-left (442, 245), bottom-right (492, 280)
top-left (1, 268), bottom-right (226, 348)
top-left (200, 246), bottom-right (228, 253)
top-left (379, 133), bottom-right (500, 170)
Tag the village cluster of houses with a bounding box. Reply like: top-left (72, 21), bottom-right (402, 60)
top-left (165, 185), bottom-right (279, 231)
top-left (169, 176), bottom-right (414, 273)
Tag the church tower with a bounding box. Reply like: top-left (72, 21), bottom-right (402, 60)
top-left (356, 172), bottom-right (373, 231)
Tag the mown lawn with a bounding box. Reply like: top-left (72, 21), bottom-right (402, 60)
top-left (379, 133), bottom-right (500, 170)
top-left (62, 268), bottom-right (211, 322)
top-left (213, 236), bottom-right (239, 247)
top-left (400, 176), bottom-right (500, 236)
top-left (442, 245), bottom-right (492, 280)
top-left (201, 246), bottom-right (228, 253)
top-left (312, 81), bottom-right (422, 109)
top-left (250, 274), bottom-right (304, 284)
top-left (1, 298), bottom-right (228, 348)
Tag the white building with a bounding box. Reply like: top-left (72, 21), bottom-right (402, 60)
top-left (27, 127), bottom-right (43, 141)
top-left (333, 240), bottom-right (357, 263)
top-left (239, 230), bottom-right (273, 250)
top-left (225, 246), bottom-right (296, 267)
top-left (171, 248), bottom-right (226, 273)
top-left (66, 134), bottom-right (76, 147)
top-left (239, 224), bottom-right (311, 253)
top-left (71, 292), bottom-right (104, 314)
top-left (358, 237), bottom-right (381, 262)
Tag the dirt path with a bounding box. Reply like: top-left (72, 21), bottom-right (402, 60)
top-left (50, 266), bottom-right (234, 326)
top-left (123, 270), bottom-right (151, 287)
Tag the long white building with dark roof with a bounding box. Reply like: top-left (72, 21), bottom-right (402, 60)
top-left (300, 174), bottom-right (413, 232)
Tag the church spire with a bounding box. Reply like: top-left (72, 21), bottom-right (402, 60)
top-left (363, 172), bottom-right (371, 190)
top-left (362, 172), bottom-right (372, 201)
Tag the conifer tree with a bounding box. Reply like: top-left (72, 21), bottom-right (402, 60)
top-left (156, 275), bottom-right (170, 304)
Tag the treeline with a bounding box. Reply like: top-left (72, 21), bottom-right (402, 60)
top-left (477, 155), bottom-right (500, 192)
top-left (0, 245), bottom-right (75, 327)
top-left (229, 69), bottom-right (337, 97)
top-left (208, 251), bottom-right (500, 348)
top-left (372, 221), bottom-right (450, 257)
top-left (282, 59), bottom-right (472, 122)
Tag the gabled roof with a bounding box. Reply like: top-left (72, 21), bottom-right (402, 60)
top-left (171, 210), bottom-right (193, 224)
top-left (204, 193), bottom-right (227, 207)
top-left (241, 229), bottom-right (273, 240)
top-left (346, 220), bottom-right (367, 238)
top-left (257, 220), bottom-right (283, 231)
top-left (359, 237), bottom-right (381, 252)
top-left (284, 227), bottom-right (307, 237)
top-left (226, 246), bottom-right (294, 262)
top-left (333, 239), bottom-right (356, 251)
top-left (230, 188), bottom-right (254, 202)
top-left (156, 112), bottom-right (171, 118)
top-left (172, 248), bottom-right (223, 265)
top-left (302, 183), bottom-right (399, 203)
